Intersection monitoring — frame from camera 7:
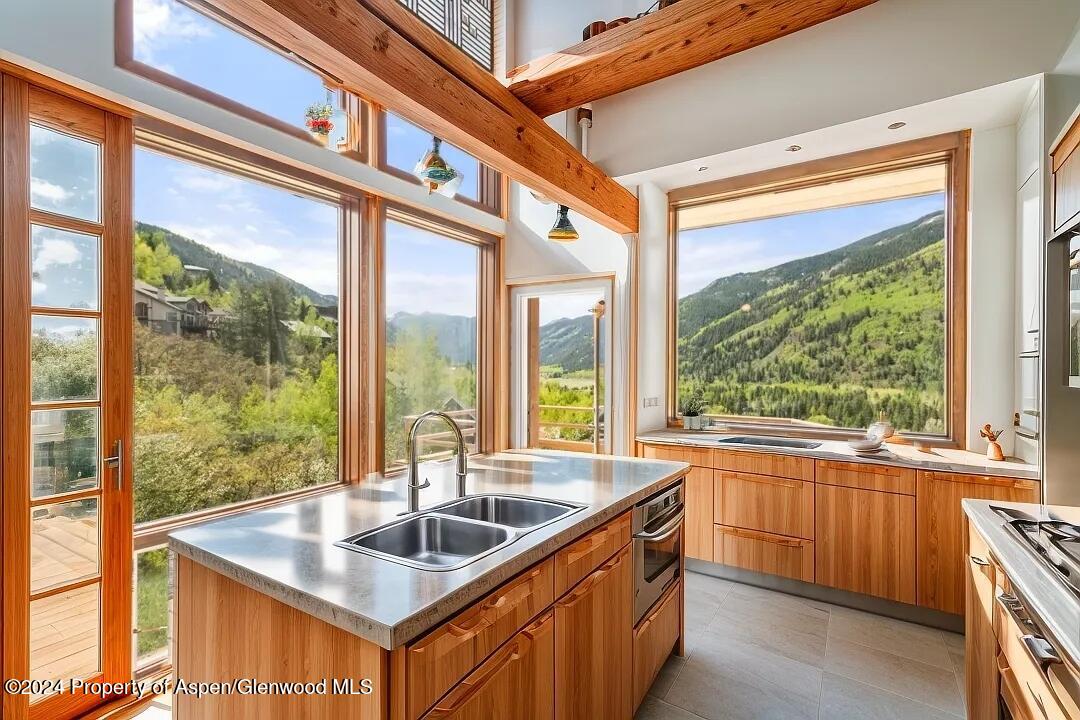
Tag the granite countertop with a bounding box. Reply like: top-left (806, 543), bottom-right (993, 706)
top-left (637, 428), bottom-right (1039, 480)
top-left (963, 500), bottom-right (1080, 673)
top-left (168, 450), bottom-right (688, 650)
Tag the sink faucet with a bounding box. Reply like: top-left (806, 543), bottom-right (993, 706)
top-left (406, 410), bottom-right (468, 513)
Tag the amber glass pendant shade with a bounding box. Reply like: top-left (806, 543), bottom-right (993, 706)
top-left (413, 137), bottom-right (463, 197)
top-left (548, 205), bottom-right (579, 242)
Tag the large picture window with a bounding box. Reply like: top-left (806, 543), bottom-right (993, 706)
top-left (670, 134), bottom-right (969, 441)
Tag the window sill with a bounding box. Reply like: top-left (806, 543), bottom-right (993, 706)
top-left (664, 418), bottom-right (960, 450)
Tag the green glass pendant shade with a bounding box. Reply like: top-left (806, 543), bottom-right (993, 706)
top-left (414, 137), bottom-right (463, 197)
top-left (548, 205), bottom-right (579, 242)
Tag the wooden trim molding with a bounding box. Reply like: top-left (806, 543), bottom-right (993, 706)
top-left (667, 131), bottom-right (971, 447)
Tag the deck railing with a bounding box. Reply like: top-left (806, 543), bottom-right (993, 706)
top-left (536, 403), bottom-right (600, 452)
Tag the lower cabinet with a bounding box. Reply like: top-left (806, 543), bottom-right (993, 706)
top-left (685, 466), bottom-right (714, 561)
top-left (815, 484), bottom-right (915, 603)
top-left (554, 543), bottom-right (633, 720)
top-left (916, 471), bottom-right (1039, 614)
top-left (423, 611), bottom-right (555, 720)
top-left (632, 580), bottom-right (681, 713)
top-left (713, 524), bottom-right (814, 582)
top-left (964, 521), bottom-right (999, 720)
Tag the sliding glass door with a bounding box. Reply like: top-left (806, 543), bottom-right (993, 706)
top-left (1, 75), bottom-right (133, 720)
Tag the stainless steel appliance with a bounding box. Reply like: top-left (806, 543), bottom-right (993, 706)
top-left (633, 481), bottom-right (684, 624)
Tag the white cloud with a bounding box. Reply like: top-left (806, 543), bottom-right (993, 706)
top-left (133, 0), bottom-right (213, 63)
top-left (386, 271), bottom-right (477, 317)
top-left (677, 237), bottom-right (801, 297)
top-left (32, 280), bottom-right (47, 296)
top-left (30, 178), bottom-right (70, 205)
top-left (33, 237), bottom-right (82, 271)
top-left (172, 169), bottom-right (241, 194)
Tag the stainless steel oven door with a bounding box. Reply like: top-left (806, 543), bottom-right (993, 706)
top-left (633, 482), bottom-right (684, 624)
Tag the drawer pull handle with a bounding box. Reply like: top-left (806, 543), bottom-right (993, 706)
top-left (1021, 635), bottom-right (1062, 669)
top-left (970, 556), bottom-right (990, 567)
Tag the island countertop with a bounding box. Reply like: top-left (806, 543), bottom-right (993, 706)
top-left (168, 449), bottom-right (688, 650)
top-left (638, 428), bottom-right (1038, 480)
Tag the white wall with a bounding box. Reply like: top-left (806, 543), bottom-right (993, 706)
top-left (636, 182), bottom-right (669, 431)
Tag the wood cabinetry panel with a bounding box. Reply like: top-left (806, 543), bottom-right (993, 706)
top-left (816, 460), bottom-right (915, 495)
top-left (916, 471), bottom-right (1039, 614)
top-left (965, 522), bottom-right (999, 720)
top-left (555, 544), bottom-right (633, 720)
top-left (715, 471), bottom-right (814, 540)
top-left (554, 512), bottom-right (631, 597)
top-left (713, 525), bottom-right (814, 582)
top-left (406, 559), bottom-right (554, 719)
top-left (815, 484), bottom-right (915, 603)
top-left (638, 442), bottom-right (711, 467)
top-left (632, 580), bottom-right (680, 713)
top-left (422, 611), bottom-right (555, 720)
top-left (1053, 115), bottom-right (1080, 233)
top-left (712, 449), bottom-right (814, 482)
top-left (684, 466), bottom-right (713, 561)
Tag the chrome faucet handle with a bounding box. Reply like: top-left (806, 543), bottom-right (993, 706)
top-left (408, 477), bottom-right (431, 490)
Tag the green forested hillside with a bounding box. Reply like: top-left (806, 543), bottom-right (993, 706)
top-left (677, 211), bottom-right (946, 432)
top-left (539, 314), bottom-right (594, 372)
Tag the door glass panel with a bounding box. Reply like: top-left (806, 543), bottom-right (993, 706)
top-left (31, 408), bottom-right (99, 499)
top-left (30, 497), bottom-right (100, 594)
top-left (134, 547), bottom-right (170, 667)
top-left (31, 315), bottom-right (99, 402)
top-left (31, 225), bottom-right (100, 310)
top-left (29, 583), bottom-right (101, 696)
top-left (30, 123), bottom-right (100, 222)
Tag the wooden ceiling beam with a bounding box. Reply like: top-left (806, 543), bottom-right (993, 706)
top-left (507, 0), bottom-right (879, 118)
top-left (200, 0), bottom-right (639, 234)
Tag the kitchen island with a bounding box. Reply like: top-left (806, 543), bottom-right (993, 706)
top-left (168, 450), bottom-right (688, 719)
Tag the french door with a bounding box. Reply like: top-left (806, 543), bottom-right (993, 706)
top-left (1, 75), bottom-right (134, 720)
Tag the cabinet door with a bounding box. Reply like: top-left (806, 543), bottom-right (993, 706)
top-left (555, 544), bottom-right (632, 720)
top-left (1018, 173), bottom-right (1042, 352)
top-left (423, 611), bottom-right (555, 720)
top-left (1054, 133), bottom-right (1080, 233)
top-left (815, 484), bottom-right (915, 603)
top-left (685, 466), bottom-right (714, 561)
top-left (965, 522), bottom-right (999, 720)
top-left (716, 471), bottom-right (814, 539)
top-left (916, 471), bottom-right (1039, 614)
top-left (713, 525), bottom-right (814, 582)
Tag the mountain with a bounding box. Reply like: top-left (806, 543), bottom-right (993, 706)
top-left (134, 221), bottom-right (337, 306)
top-left (677, 210), bottom-right (947, 432)
top-left (389, 312), bottom-right (477, 365)
top-left (539, 314), bottom-right (594, 372)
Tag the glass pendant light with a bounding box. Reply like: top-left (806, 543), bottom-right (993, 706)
top-left (548, 205), bottom-right (579, 242)
top-left (414, 136), bottom-right (463, 197)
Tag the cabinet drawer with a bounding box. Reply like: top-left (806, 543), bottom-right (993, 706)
top-left (712, 449), bottom-right (813, 482)
top-left (816, 460), bottom-right (914, 495)
top-left (633, 580), bottom-right (681, 712)
top-left (685, 466), bottom-right (714, 562)
top-left (423, 610), bottom-right (555, 720)
top-left (407, 559), bottom-right (555, 719)
top-left (715, 471), bottom-right (814, 540)
top-left (996, 599), bottom-right (1072, 720)
top-left (555, 512), bottom-right (631, 597)
top-left (714, 525), bottom-right (814, 583)
top-left (639, 442), bottom-right (711, 468)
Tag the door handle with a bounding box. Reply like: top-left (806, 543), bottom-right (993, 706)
top-left (104, 439), bottom-right (123, 490)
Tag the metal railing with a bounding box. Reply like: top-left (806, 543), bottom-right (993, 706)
top-left (536, 403), bottom-right (601, 452)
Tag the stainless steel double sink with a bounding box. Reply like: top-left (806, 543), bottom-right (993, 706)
top-left (335, 494), bottom-right (586, 571)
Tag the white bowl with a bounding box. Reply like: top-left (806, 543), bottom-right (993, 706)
top-left (848, 437), bottom-right (883, 452)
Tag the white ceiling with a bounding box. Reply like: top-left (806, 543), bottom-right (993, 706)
top-left (617, 76), bottom-right (1039, 192)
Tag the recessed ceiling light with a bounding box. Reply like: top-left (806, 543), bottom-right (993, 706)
top-left (888, 122), bottom-right (907, 130)
top-left (697, 166), bottom-right (708, 172)
top-left (786, 145), bottom-right (802, 152)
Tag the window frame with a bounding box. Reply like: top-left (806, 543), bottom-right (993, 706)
top-left (115, 0), bottom-right (370, 162)
top-left (666, 131), bottom-right (971, 447)
top-left (370, 198), bottom-right (502, 475)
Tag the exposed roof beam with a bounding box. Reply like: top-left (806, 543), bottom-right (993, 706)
top-left (202, 0), bottom-right (638, 234)
top-left (507, 0), bottom-right (879, 118)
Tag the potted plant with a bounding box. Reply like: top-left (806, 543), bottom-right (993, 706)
top-left (681, 390), bottom-right (707, 430)
top-left (304, 102), bottom-right (335, 146)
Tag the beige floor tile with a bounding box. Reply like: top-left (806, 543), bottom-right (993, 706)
top-left (828, 605), bottom-right (953, 669)
top-left (708, 594), bottom-right (828, 667)
top-left (649, 653), bottom-right (687, 700)
top-left (819, 672), bottom-right (964, 719)
top-left (824, 637), bottom-right (965, 716)
top-left (636, 695), bottom-right (708, 720)
top-left (727, 582), bottom-right (833, 621)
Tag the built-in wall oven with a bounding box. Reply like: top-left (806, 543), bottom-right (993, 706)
top-left (633, 481), bottom-right (684, 624)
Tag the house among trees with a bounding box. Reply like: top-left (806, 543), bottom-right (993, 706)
top-left (134, 279), bottom-right (217, 336)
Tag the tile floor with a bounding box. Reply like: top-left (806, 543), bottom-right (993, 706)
top-left (637, 571), bottom-right (967, 720)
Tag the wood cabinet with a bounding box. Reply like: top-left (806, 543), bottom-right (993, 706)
top-left (405, 559), bottom-right (555, 719)
top-left (554, 544), bottom-right (633, 720)
top-left (712, 449), bottom-right (814, 482)
top-left (715, 470), bottom-right (814, 540)
top-left (916, 471), bottom-right (1039, 614)
top-left (816, 460), bottom-right (914, 495)
top-left (965, 521), bottom-right (999, 720)
top-left (1052, 112), bottom-right (1080, 234)
top-left (632, 580), bottom-right (681, 713)
top-left (713, 525), bottom-right (814, 582)
top-left (638, 442), bottom-right (711, 467)
top-left (814, 483), bottom-right (915, 603)
top-left (684, 466), bottom-right (714, 561)
top-left (554, 512), bottom-right (631, 596)
top-left (422, 611), bottom-right (555, 720)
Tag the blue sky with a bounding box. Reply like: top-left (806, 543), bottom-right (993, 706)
top-left (677, 193), bottom-right (946, 298)
top-left (132, 0), bottom-right (481, 308)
